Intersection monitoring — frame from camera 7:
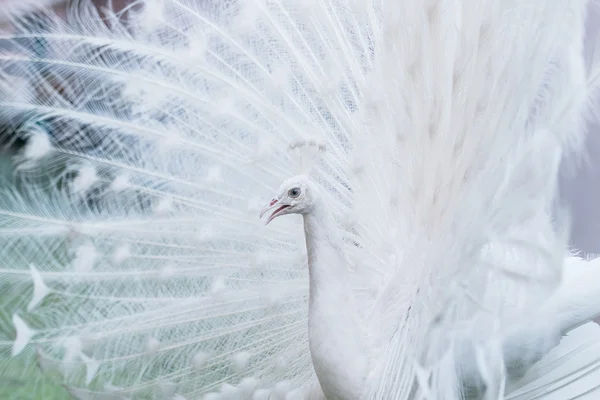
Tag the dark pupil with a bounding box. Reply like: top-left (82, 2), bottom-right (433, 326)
top-left (291, 189), bottom-right (299, 196)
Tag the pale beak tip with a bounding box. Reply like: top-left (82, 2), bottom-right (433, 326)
top-left (260, 200), bottom-right (277, 220)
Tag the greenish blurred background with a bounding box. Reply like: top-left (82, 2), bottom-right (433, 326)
top-left (0, 152), bottom-right (70, 399)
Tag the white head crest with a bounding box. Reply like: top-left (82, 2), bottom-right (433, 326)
top-left (288, 139), bottom-right (327, 175)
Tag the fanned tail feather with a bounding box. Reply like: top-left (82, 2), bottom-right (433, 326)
top-left (0, 0), bottom-right (600, 399)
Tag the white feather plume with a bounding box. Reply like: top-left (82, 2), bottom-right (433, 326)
top-left (1, 0), bottom-right (600, 399)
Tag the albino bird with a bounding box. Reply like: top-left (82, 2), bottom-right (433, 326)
top-left (2, 0), bottom-right (600, 399)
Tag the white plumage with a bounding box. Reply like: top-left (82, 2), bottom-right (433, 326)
top-left (1, 0), bottom-right (600, 399)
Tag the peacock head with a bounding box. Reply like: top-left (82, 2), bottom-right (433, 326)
top-left (260, 175), bottom-right (318, 225)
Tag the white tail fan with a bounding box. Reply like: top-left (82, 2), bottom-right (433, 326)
top-left (1, 0), bottom-right (600, 399)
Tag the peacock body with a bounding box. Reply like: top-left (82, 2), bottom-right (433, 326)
top-left (1, 0), bottom-right (600, 399)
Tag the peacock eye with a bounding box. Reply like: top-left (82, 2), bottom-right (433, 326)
top-left (288, 188), bottom-right (301, 198)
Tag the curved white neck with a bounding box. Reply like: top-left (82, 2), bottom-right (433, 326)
top-left (303, 201), bottom-right (367, 399)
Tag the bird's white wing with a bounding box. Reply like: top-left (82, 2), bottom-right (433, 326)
top-left (347, 1), bottom-right (600, 397)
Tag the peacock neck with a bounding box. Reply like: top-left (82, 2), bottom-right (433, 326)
top-left (303, 204), bottom-right (348, 295)
top-left (302, 201), bottom-right (367, 400)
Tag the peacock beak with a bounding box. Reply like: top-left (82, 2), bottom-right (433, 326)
top-left (260, 199), bottom-right (290, 225)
